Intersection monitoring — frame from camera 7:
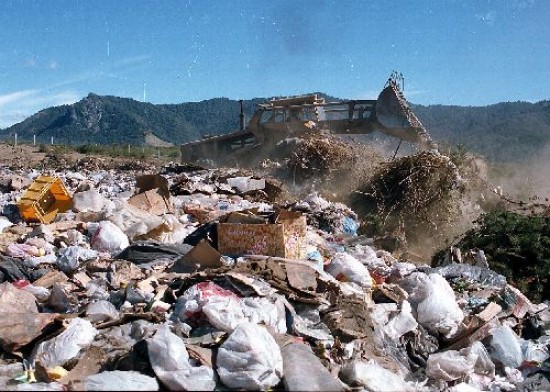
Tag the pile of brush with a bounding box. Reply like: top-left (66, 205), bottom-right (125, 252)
top-left (287, 134), bottom-right (357, 182)
top-left (351, 151), bottom-right (464, 241)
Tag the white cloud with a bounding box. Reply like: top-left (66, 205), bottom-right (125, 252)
top-left (0, 90), bottom-right (38, 106)
top-left (0, 89), bottom-right (80, 128)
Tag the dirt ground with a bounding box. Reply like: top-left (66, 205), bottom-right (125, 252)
top-left (0, 143), bottom-right (172, 171)
top-left (0, 144), bottom-right (50, 169)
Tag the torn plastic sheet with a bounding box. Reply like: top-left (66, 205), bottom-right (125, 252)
top-left (426, 350), bottom-right (475, 382)
top-left (433, 263), bottom-right (507, 289)
top-left (383, 301), bottom-right (418, 340)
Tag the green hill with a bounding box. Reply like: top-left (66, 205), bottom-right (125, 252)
top-left (0, 93), bottom-right (247, 146)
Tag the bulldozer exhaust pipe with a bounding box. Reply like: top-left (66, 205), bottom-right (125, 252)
top-left (239, 100), bottom-right (245, 131)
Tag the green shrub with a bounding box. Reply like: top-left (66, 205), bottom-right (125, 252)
top-left (436, 210), bottom-right (550, 302)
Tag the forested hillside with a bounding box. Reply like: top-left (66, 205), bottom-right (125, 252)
top-left (413, 101), bottom-right (550, 162)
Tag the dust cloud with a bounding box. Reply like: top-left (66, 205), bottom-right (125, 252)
top-left (488, 143), bottom-right (550, 204)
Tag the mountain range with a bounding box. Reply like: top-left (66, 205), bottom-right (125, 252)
top-left (1, 92), bottom-right (549, 163)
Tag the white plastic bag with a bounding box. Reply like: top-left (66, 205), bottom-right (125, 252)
top-left (86, 300), bottom-right (119, 323)
top-left (32, 318), bottom-right (98, 368)
top-left (201, 297), bottom-right (247, 333)
top-left (172, 281), bottom-right (246, 333)
top-left (339, 360), bottom-right (414, 392)
top-left (227, 177), bottom-right (265, 193)
top-left (0, 216), bottom-right (13, 233)
top-left (400, 272), bottom-right (432, 305)
top-left (103, 199), bottom-right (164, 241)
top-left (523, 340), bottom-right (550, 363)
top-left (426, 350), bottom-right (474, 382)
top-left (90, 221), bottom-right (129, 255)
top-left (282, 343), bottom-right (343, 391)
top-left (147, 324), bottom-right (215, 391)
top-left (72, 189), bottom-right (111, 213)
top-left (57, 246), bottom-right (98, 273)
top-left (488, 325), bottom-right (523, 368)
top-left (416, 274), bottom-right (464, 337)
top-left (241, 296), bottom-right (287, 334)
top-left (449, 383), bottom-right (482, 392)
top-left (22, 254), bottom-right (57, 268)
top-left (217, 322), bottom-right (283, 390)
top-left (148, 214), bottom-right (189, 244)
top-left (461, 341), bottom-right (495, 379)
top-left (327, 253), bottom-right (373, 290)
top-left (383, 301), bottom-right (418, 340)
top-left (352, 244), bottom-right (391, 275)
top-left (21, 283), bottom-right (51, 302)
top-left (174, 281), bottom-right (289, 334)
top-left (84, 370), bottom-right (159, 391)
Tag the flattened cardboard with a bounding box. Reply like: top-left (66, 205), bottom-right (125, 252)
top-left (33, 270), bottom-right (69, 289)
top-left (170, 240), bottom-right (222, 273)
top-left (217, 212), bottom-right (306, 259)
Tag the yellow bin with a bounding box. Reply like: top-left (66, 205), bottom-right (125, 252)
top-left (17, 176), bottom-right (73, 224)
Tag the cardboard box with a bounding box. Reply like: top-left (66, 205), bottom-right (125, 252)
top-left (128, 174), bottom-right (173, 215)
top-left (217, 211), bottom-right (306, 259)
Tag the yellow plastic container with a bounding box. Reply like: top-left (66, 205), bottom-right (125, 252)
top-left (17, 176), bottom-right (72, 224)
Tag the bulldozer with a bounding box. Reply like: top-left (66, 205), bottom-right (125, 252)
top-left (180, 73), bottom-right (437, 164)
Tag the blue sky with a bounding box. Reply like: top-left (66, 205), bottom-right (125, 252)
top-left (0, 0), bottom-right (548, 128)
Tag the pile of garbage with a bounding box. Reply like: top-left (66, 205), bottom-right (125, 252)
top-left (0, 163), bottom-right (549, 391)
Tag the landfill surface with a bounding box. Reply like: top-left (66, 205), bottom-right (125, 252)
top-left (0, 152), bottom-right (549, 392)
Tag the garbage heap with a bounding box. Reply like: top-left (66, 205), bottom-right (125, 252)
top-left (0, 163), bottom-right (549, 391)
